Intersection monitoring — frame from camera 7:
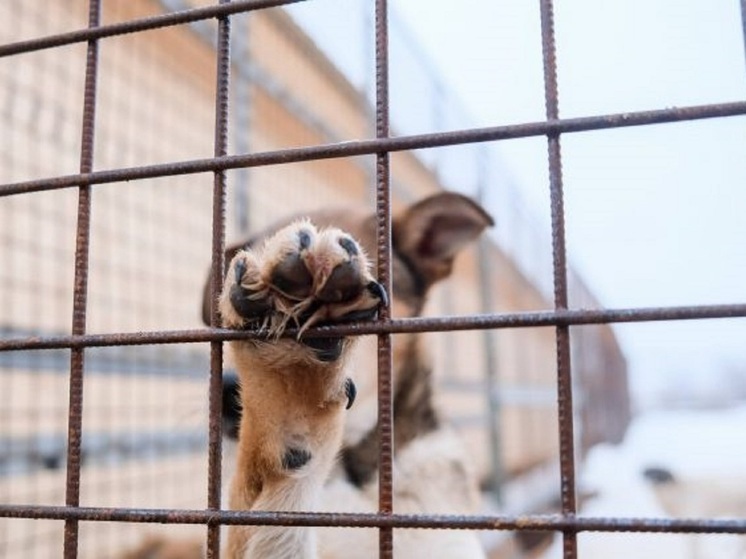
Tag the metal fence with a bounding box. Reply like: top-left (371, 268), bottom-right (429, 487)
top-left (1, 1), bottom-right (746, 558)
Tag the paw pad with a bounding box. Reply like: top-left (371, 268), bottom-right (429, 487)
top-left (220, 221), bottom-right (387, 342)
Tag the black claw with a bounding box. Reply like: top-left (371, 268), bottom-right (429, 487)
top-left (345, 377), bottom-right (357, 410)
top-left (234, 258), bottom-right (246, 285)
top-left (298, 229), bottom-right (312, 250)
top-left (222, 371), bottom-right (241, 441)
top-left (338, 236), bottom-right (359, 256)
top-left (366, 280), bottom-right (388, 308)
top-left (282, 447), bottom-right (312, 470)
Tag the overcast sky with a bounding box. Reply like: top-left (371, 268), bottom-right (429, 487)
top-left (392, 0), bottom-right (746, 405)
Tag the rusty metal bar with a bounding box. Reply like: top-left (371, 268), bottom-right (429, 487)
top-left (2, 303), bottom-right (745, 352)
top-left (0, 0), bottom-right (303, 58)
top-left (374, 0), bottom-right (395, 556)
top-left (63, 1), bottom-right (101, 557)
top-left (1, 504), bottom-right (745, 535)
top-left (539, 0), bottom-right (578, 557)
top-left (3, 100), bottom-right (745, 199)
top-left (205, 1), bottom-right (232, 556)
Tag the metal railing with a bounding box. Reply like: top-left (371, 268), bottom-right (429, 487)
top-left (1, 1), bottom-right (746, 558)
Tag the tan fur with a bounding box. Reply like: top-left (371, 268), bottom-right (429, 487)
top-left (226, 342), bottom-right (350, 557)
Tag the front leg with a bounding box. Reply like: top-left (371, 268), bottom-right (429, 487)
top-left (219, 221), bottom-right (385, 559)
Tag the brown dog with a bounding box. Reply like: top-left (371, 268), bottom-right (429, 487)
top-left (126, 192), bottom-right (493, 558)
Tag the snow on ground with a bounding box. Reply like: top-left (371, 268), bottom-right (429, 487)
top-left (541, 404), bottom-right (746, 558)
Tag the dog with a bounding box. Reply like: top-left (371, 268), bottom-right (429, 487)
top-left (643, 466), bottom-right (746, 518)
top-left (126, 192), bottom-right (493, 558)
top-left (643, 466), bottom-right (746, 519)
top-left (643, 466), bottom-right (746, 558)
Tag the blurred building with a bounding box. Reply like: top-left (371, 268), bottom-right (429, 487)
top-left (0, 1), bottom-right (629, 557)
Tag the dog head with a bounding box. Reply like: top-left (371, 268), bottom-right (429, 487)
top-left (204, 192), bottom-right (493, 448)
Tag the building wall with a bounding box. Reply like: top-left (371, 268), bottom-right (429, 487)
top-left (0, 2), bottom-right (629, 556)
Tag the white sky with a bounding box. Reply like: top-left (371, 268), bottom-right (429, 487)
top-left (393, 0), bottom-right (746, 405)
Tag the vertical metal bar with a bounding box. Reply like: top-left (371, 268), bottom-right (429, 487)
top-left (206, 1), bottom-right (232, 556)
top-left (374, 0), bottom-right (394, 557)
top-left (539, 0), bottom-right (578, 558)
top-left (63, 1), bottom-right (101, 557)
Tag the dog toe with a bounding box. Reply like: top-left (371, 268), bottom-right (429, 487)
top-left (220, 251), bottom-right (272, 327)
top-left (317, 260), bottom-right (364, 303)
top-left (270, 251), bottom-right (314, 300)
top-left (229, 282), bottom-right (271, 320)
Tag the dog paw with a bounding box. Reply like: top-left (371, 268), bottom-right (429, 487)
top-left (219, 220), bottom-right (386, 358)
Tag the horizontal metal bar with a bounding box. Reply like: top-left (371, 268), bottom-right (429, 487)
top-left (1, 303), bottom-right (744, 352)
top-left (0, 504), bottom-right (744, 535)
top-left (2, 100), bottom-right (745, 198)
top-left (0, 0), bottom-right (304, 58)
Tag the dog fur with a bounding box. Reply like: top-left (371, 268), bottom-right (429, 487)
top-left (643, 466), bottom-right (746, 519)
top-left (643, 466), bottom-right (746, 558)
top-left (126, 192), bottom-right (493, 558)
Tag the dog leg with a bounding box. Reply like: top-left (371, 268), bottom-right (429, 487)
top-left (219, 221), bottom-right (385, 559)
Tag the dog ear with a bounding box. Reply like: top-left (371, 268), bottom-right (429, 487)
top-left (393, 192), bottom-right (494, 287)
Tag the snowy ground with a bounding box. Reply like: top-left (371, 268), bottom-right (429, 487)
top-left (541, 404), bottom-right (746, 559)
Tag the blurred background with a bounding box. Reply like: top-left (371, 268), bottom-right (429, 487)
top-left (0, 1), bottom-right (743, 557)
